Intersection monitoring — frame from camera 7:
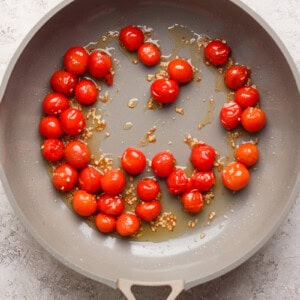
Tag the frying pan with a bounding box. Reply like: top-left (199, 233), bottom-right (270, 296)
top-left (0, 0), bottom-right (299, 299)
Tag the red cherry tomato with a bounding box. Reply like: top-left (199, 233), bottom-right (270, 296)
top-left (204, 39), bottom-right (231, 66)
top-left (42, 93), bottom-right (69, 116)
top-left (151, 78), bottom-right (180, 104)
top-left (121, 147), bottom-right (146, 175)
top-left (78, 166), bottom-right (102, 193)
top-left (137, 43), bottom-right (161, 66)
top-left (190, 143), bottom-right (216, 171)
top-left (72, 190), bottom-right (97, 217)
top-left (50, 70), bottom-right (78, 96)
top-left (39, 116), bottom-right (62, 138)
top-left (59, 107), bottom-right (86, 136)
top-left (224, 65), bottom-right (250, 90)
top-left (181, 190), bottom-right (204, 214)
top-left (88, 50), bottom-right (112, 79)
top-left (100, 169), bottom-right (126, 196)
top-left (151, 150), bottom-right (175, 178)
top-left (52, 163), bottom-right (78, 192)
top-left (63, 46), bottom-right (89, 75)
top-left (234, 86), bottom-right (259, 108)
top-left (241, 107), bottom-right (266, 133)
top-left (119, 25), bottom-right (144, 51)
top-left (222, 162), bottom-right (250, 191)
top-left (235, 143), bottom-right (259, 167)
top-left (95, 213), bottom-right (116, 233)
top-left (74, 79), bottom-right (98, 105)
top-left (166, 168), bottom-right (189, 195)
top-left (116, 212), bottom-right (140, 237)
top-left (167, 58), bottom-right (193, 83)
top-left (98, 194), bottom-right (125, 216)
top-left (136, 178), bottom-right (160, 201)
top-left (135, 200), bottom-right (161, 222)
top-left (64, 140), bottom-right (91, 169)
top-left (41, 138), bottom-right (64, 162)
top-left (190, 170), bottom-right (215, 192)
top-left (219, 102), bottom-right (243, 130)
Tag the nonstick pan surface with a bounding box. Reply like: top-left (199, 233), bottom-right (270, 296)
top-left (0, 0), bottom-right (299, 297)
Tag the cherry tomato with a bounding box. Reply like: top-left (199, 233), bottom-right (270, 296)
top-left (72, 190), bottom-right (97, 217)
top-left (222, 161), bottom-right (250, 191)
top-left (116, 212), bottom-right (140, 237)
top-left (181, 190), bottom-right (204, 214)
top-left (59, 107), bottom-right (86, 136)
top-left (88, 50), bottom-right (112, 79)
top-left (224, 65), bottom-right (250, 90)
top-left (137, 43), bottom-right (161, 66)
top-left (74, 79), bottom-right (98, 105)
top-left (39, 116), bottom-right (62, 138)
top-left (151, 78), bottom-right (180, 104)
top-left (166, 168), bottom-right (189, 195)
top-left (98, 194), bottom-right (125, 216)
top-left (241, 107), bottom-right (266, 133)
top-left (42, 93), bottom-right (69, 116)
top-left (52, 163), bottom-right (78, 192)
top-left (95, 213), bottom-right (116, 233)
top-left (78, 166), bottom-right (102, 193)
top-left (136, 178), bottom-right (160, 201)
top-left (100, 169), bottom-right (126, 196)
top-left (64, 140), bottom-right (91, 169)
top-left (190, 170), bottom-right (215, 192)
top-left (119, 25), bottom-right (144, 51)
top-left (234, 86), bottom-right (259, 108)
top-left (151, 150), bottom-right (175, 178)
top-left (50, 70), bottom-right (78, 96)
top-left (63, 46), bottom-right (89, 75)
top-left (190, 143), bottom-right (216, 171)
top-left (135, 200), bottom-right (161, 222)
top-left (204, 39), bottom-right (231, 66)
top-left (121, 147), bottom-right (146, 175)
top-left (167, 58), bottom-right (193, 83)
top-left (235, 143), bottom-right (259, 167)
top-left (41, 138), bottom-right (64, 162)
top-left (219, 102), bottom-right (243, 130)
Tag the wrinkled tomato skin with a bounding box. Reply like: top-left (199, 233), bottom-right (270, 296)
top-left (50, 70), bottom-right (78, 96)
top-left (181, 190), bottom-right (204, 214)
top-left (151, 79), bottom-right (180, 104)
top-left (135, 200), bottom-right (161, 222)
top-left (75, 79), bottom-right (98, 105)
top-left (166, 168), bottom-right (189, 195)
top-left (98, 194), bottom-right (125, 216)
top-left (190, 170), bottom-right (215, 192)
top-left (136, 178), bottom-right (160, 201)
top-left (224, 65), bottom-right (250, 90)
top-left (116, 212), bottom-right (140, 237)
top-left (219, 102), bottom-right (243, 130)
top-left (190, 143), bottom-right (216, 171)
top-left (204, 40), bottom-right (231, 66)
top-left (42, 93), bottom-right (69, 116)
top-left (52, 163), bottom-right (78, 192)
top-left (88, 50), bottom-right (112, 79)
top-left (59, 107), bottom-right (86, 136)
top-left (78, 166), bottom-right (102, 193)
top-left (41, 138), bottom-right (64, 162)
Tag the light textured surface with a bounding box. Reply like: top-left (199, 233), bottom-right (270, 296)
top-left (0, 0), bottom-right (299, 299)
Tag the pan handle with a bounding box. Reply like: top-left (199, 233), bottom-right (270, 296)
top-left (117, 278), bottom-right (185, 300)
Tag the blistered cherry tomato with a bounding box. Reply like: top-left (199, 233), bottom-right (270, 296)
top-left (50, 70), bottom-right (77, 96)
top-left (235, 143), bottom-right (259, 167)
top-left (181, 190), bottom-right (204, 214)
top-left (95, 213), bottom-right (116, 233)
top-left (166, 168), bottom-right (189, 195)
top-left (190, 170), bottom-right (215, 192)
top-left (52, 163), bottom-right (78, 192)
top-left (59, 107), bottom-right (86, 136)
top-left (241, 107), bottom-right (266, 133)
top-left (151, 78), bottom-right (180, 104)
top-left (151, 150), bottom-right (175, 178)
top-left (190, 143), bottom-right (216, 171)
top-left (72, 190), bottom-right (97, 217)
top-left (42, 93), bottom-right (69, 116)
top-left (64, 46), bottom-right (89, 75)
top-left (222, 162), bottom-right (250, 191)
top-left (100, 169), bottom-right (126, 196)
top-left (41, 138), bottom-right (64, 162)
top-left (204, 39), bottom-right (231, 66)
top-left (167, 58), bottom-right (193, 83)
top-left (88, 50), bottom-right (112, 79)
top-left (39, 116), bottom-right (62, 138)
top-left (136, 178), bottom-right (160, 201)
top-left (137, 43), bottom-right (161, 66)
top-left (219, 102), bottom-right (243, 130)
top-left (121, 147), bottom-right (146, 175)
top-left (74, 79), bottom-right (98, 105)
top-left (224, 65), bottom-right (250, 90)
top-left (234, 86), bottom-right (259, 108)
top-left (98, 194), bottom-right (125, 216)
top-left (135, 200), bottom-right (161, 222)
top-left (78, 166), bottom-right (102, 193)
top-left (119, 25), bottom-right (144, 51)
top-left (116, 212), bottom-right (140, 237)
top-left (64, 140), bottom-right (91, 169)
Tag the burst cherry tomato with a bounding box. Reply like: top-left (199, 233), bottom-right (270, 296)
top-left (41, 138), bottom-right (64, 162)
top-left (119, 25), bottom-right (144, 51)
top-left (59, 107), bottom-right (86, 136)
top-left (137, 43), bottom-right (161, 66)
top-left (167, 58), bottom-right (193, 83)
top-left (105, 72), bottom-right (114, 86)
top-left (190, 143), bottom-right (216, 171)
top-left (39, 116), bottom-right (62, 138)
top-left (88, 50), bottom-right (112, 79)
top-left (121, 147), bottom-right (146, 175)
top-left (95, 213), bottom-right (116, 233)
top-left (100, 169), bottom-right (126, 196)
top-left (241, 107), bottom-right (266, 133)
top-left (74, 79), bottom-right (98, 105)
top-left (235, 143), bottom-right (259, 167)
top-left (135, 200), bottom-right (161, 222)
top-left (234, 86), bottom-right (259, 108)
top-left (78, 166), bottom-right (102, 193)
top-left (222, 162), bottom-right (250, 191)
top-left (98, 194), bottom-right (125, 216)
top-left (72, 190), bottom-right (97, 217)
top-left (64, 140), bottom-right (91, 169)
top-left (136, 178), bottom-right (160, 201)
top-left (116, 212), bottom-right (140, 237)
top-left (190, 170), bottom-right (215, 192)
top-left (151, 150), bottom-right (175, 178)
top-left (64, 46), bottom-right (89, 75)
top-left (204, 39), bottom-right (231, 66)
top-left (151, 78), bottom-right (180, 104)
top-left (52, 163), bottom-right (78, 192)
top-left (50, 70), bottom-right (77, 96)
top-left (166, 168), bottom-right (189, 195)
top-left (219, 102), bottom-right (243, 130)
top-left (181, 190), bottom-right (204, 214)
top-left (42, 93), bottom-right (69, 116)
top-left (224, 65), bottom-right (250, 90)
